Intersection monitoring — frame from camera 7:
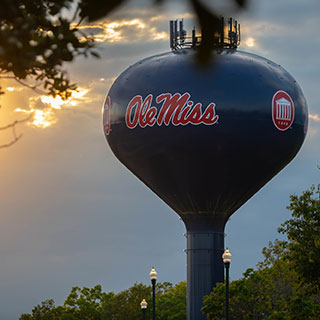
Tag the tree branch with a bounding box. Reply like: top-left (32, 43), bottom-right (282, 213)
top-left (0, 76), bottom-right (47, 95)
top-left (0, 116), bottom-right (31, 149)
top-left (0, 117), bottom-right (31, 131)
top-left (0, 134), bottom-right (23, 149)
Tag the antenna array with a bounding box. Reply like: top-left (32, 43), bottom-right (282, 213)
top-left (169, 17), bottom-right (240, 51)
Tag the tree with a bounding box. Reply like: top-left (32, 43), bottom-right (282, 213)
top-left (63, 285), bottom-right (106, 319)
top-left (0, 0), bottom-right (248, 147)
top-left (0, 0), bottom-right (96, 147)
top-left (19, 299), bottom-right (63, 320)
top-left (202, 265), bottom-right (295, 320)
top-left (19, 281), bottom-right (186, 320)
top-left (202, 178), bottom-right (320, 319)
top-left (278, 184), bottom-right (320, 289)
top-left (19, 181), bottom-right (320, 319)
top-left (156, 281), bottom-right (187, 320)
top-left (112, 282), bottom-right (153, 320)
top-left (0, 0), bottom-right (95, 99)
top-left (0, 0), bottom-right (248, 97)
top-left (202, 251), bottom-right (319, 320)
top-left (0, 117), bottom-right (31, 148)
top-left (100, 292), bottom-right (117, 320)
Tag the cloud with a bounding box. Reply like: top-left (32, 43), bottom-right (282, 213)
top-left (252, 0), bottom-right (320, 25)
top-left (309, 113), bottom-right (320, 121)
top-left (2, 3), bottom-right (320, 320)
top-left (79, 18), bottom-right (168, 44)
top-left (77, 5), bottom-right (195, 45)
top-left (15, 88), bottom-right (90, 128)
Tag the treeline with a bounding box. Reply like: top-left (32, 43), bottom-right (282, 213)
top-left (203, 183), bottom-right (320, 320)
top-left (19, 281), bottom-right (187, 320)
top-left (20, 182), bottom-right (320, 319)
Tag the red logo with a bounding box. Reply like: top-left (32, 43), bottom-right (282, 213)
top-left (104, 96), bottom-right (111, 135)
top-left (272, 90), bottom-right (294, 131)
top-left (125, 92), bottom-right (219, 129)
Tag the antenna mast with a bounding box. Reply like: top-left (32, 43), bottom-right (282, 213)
top-left (169, 17), bottom-right (240, 51)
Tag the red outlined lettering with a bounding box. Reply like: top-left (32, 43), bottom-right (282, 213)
top-left (125, 92), bottom-right (219, 129)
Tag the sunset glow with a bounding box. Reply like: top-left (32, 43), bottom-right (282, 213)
top-left (40, 88), bottom-right (89, 110)
top-left (15, 108), bottom-right (55, 128)
top-left (309, 113), bottom-right (320, 121)
top-left (33, 109), bottom-right (56, 128)
top-left (245, 37), bottom-right (255, 47)
top-left (15, 88), bottom-right (89, 128)
top-left (80, 18), bottom-right (168, 43)
top-left (102, 19), bottom-right (146, 42)
top-left (1, 3), bottom-right (320, 320)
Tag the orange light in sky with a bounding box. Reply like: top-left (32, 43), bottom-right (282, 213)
top-left (15, 88), bottom-right (89, 128)
top-left (80, 18), bottom-right (168, 43)
top-left (15, 108), bottom-right (55, 128)
top-left (309, 114), bottom-right (320, 121)
top-left (33, 109), bottom-right (56, 128)
top-left (40, 88), bottom-right (88, 110)
top-left (245, 37), bottom-right (255, 47)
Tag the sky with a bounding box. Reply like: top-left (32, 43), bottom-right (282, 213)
top-left (0, 0), bottom-right (320, 318)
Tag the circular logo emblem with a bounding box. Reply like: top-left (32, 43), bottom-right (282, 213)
top-left (103, 95), bottom-right (111, 136)
top-left (272, 90), bottom-right (294, 131)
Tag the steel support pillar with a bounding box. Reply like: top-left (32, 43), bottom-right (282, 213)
top-left (184, 218), bottom-right (225, 320)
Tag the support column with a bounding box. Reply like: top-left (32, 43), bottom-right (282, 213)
top-left (185, 224), bottom-right (225, 320)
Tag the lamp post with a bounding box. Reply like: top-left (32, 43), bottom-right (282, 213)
top-left (140, 299), bottom-right (148, 320)
top-left (149, 267), bottom-right (157, 320)
top-left (222, 248), bottom-right (232, 320)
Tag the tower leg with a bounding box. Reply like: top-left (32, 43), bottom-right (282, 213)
top-left (186, 228), bottom-right (225, 320)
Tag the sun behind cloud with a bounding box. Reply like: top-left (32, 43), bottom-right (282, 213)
top-left (245, 37), bottom-right (255, 47)
top-left (309, 113), bottom-right (320, 121)
top-left (79, 17), bottom-right (168, 43)
top-left (15, 88), bottom-right (89, 128)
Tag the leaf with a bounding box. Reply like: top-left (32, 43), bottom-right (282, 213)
top-left (90, 51), bottom-right (100, 58)
top-left (79, 0), bottom-right (126, 22)
top-left (189, 0), bottom-right (221, 64)
top-left (233, 0), bottom-right (248, 8)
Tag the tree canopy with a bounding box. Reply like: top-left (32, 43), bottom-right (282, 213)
top-left (0, 0), bottom-right (248, 147)
top-left (202, 180), bottom-right (320, 320)
top-left (0, 0), bottom-right (248, 99)
top-left (19, 177), bottom-right (320, 319)
top-left (0, 0), bottom-right (95, 99)
top-left (19, 281), bottom-right (187, 320)
top-left (278, 184), bottom-right (320, 289)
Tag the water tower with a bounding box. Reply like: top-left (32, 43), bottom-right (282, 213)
top-left (102, 17), bottom-right (308, 320)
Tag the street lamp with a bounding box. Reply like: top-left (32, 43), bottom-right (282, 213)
top-left (149, 267), bottom-right (157, 320)
top-left (222, 248), bottom-right (232, 320)
top-left (140, 299), bottom-right (148, 320)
